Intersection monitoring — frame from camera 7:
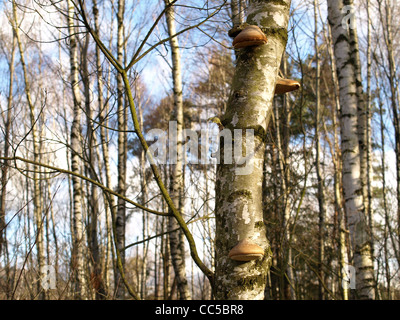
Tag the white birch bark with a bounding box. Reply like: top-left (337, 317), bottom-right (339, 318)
top-left (327, 0), bottom-right (375, 299)
top-left (365, 0), bottom-right (374, 256)
top-left (325, 23), bottom-right (350, 300)
top-left (115, 0), bottom-right (127, 299)
top-left (67, 0), bottom-right (87, 299)
top-left (214, 0), bottom-right (292, 300)
top-left (164, 0), bottom-right (191, 300)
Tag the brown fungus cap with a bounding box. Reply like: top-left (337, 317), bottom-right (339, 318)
top-left (228, 239), bottom-right (264, 262)
top-left (275, 78), bottom-right (301, 95)
top-left (232, 25), bottom-right (268, 49)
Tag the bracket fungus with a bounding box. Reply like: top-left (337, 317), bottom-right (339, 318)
top-left (228, 239), bottom-right (264, 261)
top-left (274, 78), bottom-right (301, 95)
top-left (232, 25), bottom-right (268, 49)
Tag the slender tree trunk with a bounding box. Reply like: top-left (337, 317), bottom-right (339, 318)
top-left (327, 0), bottom-right (375, 299)
top-left (0, 30), bottom-right (16, 259)
top-left (115, 0), bottom-right (127, 299)
top-left (164, 0), bottom-right (191, 300)
top-left (272, 59), bottom-right (295, 299)
top-left (263, 130), bottom-right (278, 300)
top-left (214, 0), bottom-right (292, 300)
top-left (0, 26), bottom-right (16, 300)
top-left (365, 0), bottom-right (374, 260)
top-left (231, 0), bottom-right (240, 28)
top-left (47, 182), bottom-right (59, 293)
top-left (346, 2), bottom-right (376, 287)
top-left (67, 0), bottom-right (87, 299)
top-left (345, 0), bottom-right (369, 232)
top-left (93, 0), bottom-right (115, 298)
top-left (80, 28), bottom-right (105, 299)
top-left (378, 86), bottom-right (392, 298)
top-left (274, 97), bottom-right (295, 300)
top-left (12, 0), bottom-right (46, 300)
top-left (281, 58), bottom-right (295, 301)
top-left (239, 0), bottom-right (246, 23)
top-left (314, 0), bottom-right (326, 300)
top-left (137, 91), bottom-right (150, 299)
top-left (324, 22), bottom-right (350, 300)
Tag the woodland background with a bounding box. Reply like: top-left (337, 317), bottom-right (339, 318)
top-left (0, 0), bottom-right (399, 300)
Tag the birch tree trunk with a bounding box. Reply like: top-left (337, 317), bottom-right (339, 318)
top-left (345, 0), bottom-right (369, 228)
top-left (67, 0), bottom-right (87, 299)
top-left (93, 0), bottom-right (115, 297)
top-left (345, 1), bottom-right (375, 273)
top-left (12, 0), bottom-right (46, 300)
top-left (137, 86), bottom-right (149, 299)
top-left (115, 0), bottom-right (127, 299)
top-left (327, 0), bottom-right (375, 300)
top-left (164, 0), bottom-right (191, 300)
top-left (325, 22), bottom-right (349, 300)
top-left (214, 0), bottom-right (292, 300)
top-left (365, 0), bottom-right (374, 259)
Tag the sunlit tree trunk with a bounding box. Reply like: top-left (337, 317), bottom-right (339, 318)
top-left (214, 0), bottom-right (292, 300)
top-left (345, 0), bottom-right (369, 232)
top-left (67, 0), bottom-right (87, 299)
top-left (324, 22), bottom-right (350, 300)
top-left (327, 0), bottom-right (375, 299)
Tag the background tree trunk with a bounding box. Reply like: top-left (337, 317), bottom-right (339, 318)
top-left (327, 0), bottom-right (375, 300)
top-left (115, 0), bottom-right (127, 299)
top-left (67, 0), bottom-right (87, 299)
top-left (314, 0), bottom-right (326, 300)
top-left (12, 0), bottom-right (46, 300)
top-left (164, 0), bottom-right (191, 300)
top-left (0, 29), bottom-right (16, 260)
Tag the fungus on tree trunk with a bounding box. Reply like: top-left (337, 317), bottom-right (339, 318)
top-left (228, 239), bottom-right (265, 261)
top-left (274, 78), bottom-right (300, 95)
top-left (232, 25), bottom-right (268, 49)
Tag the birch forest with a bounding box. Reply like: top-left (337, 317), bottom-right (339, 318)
top-left (1, 0), bottom-right (400, 301)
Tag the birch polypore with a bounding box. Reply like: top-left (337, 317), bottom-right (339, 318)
top-left (229, 239), bottom-right (264, 261)
top-left (214, 0), bottom-right (291, 300)
top-left (274, 78), bottom-right (300, 95)
top-left (232, 25), bottom-right (268, 49)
